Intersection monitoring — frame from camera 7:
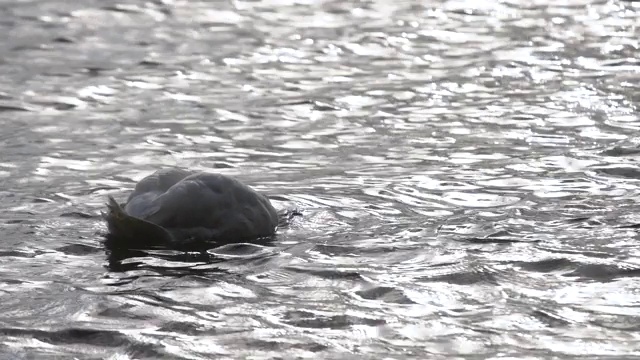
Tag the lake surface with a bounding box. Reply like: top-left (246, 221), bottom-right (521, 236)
top-left (1, 0), bottom-right (640, 358)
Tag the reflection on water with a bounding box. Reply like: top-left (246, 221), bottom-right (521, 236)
top-left (1, 0), bottom-right (640, 358)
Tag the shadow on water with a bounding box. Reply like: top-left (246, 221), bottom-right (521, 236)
top-left (103, 243), bottom-right (225, 274)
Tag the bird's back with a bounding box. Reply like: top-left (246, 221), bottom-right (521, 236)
top-left (112, 169), bottom-right (278, 246)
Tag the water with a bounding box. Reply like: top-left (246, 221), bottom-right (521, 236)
top-left (0, 0), bottom-right (639, 358)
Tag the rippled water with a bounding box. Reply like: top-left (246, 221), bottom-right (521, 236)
top-left (1, 0), bottom-right (640, 358)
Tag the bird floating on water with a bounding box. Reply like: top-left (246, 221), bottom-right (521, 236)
top-left (104, 168), bottom-right (279, 250)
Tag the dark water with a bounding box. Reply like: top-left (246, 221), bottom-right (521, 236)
top-left (1, 0), bottom-right (640, 358)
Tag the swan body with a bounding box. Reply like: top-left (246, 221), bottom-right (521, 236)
top-left (104, 168), bottom-right (278, 250)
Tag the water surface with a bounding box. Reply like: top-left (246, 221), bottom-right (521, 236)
top-left (1, 0), bottom-right (640, 358)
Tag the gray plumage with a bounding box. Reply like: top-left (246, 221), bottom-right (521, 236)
top-left (105, 168), bottom-right (279, 249)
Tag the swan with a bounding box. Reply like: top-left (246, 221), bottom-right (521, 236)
top-left (104, 168), bottom-right (279, 250)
